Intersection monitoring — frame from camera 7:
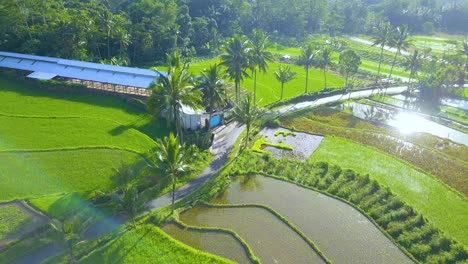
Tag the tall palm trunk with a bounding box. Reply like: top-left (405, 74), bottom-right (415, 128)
top-left (253, 69), bottom-right (257, 105)
top-left (235, 80), bottom-right (240, 104)
top-left (389, 49), bottom-right (399, 80)
top-left (374, 45), bottom-right (385, 94)
top-left (171, 174), bottom-right (176, 214)
top-left (323, 66), bottom-right (327, 90)
top-left (281, 82), bottom-right (284, 100)
top-left (174, 105), bottom-right (182, 144)
top-left (107, 31), bottom-right (111, 59)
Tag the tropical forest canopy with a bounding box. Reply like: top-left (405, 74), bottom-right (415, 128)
top-left (0, 0), bottom-right (467, 65)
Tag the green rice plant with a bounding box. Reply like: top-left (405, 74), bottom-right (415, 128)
top-left (228, 150), bottom-right (467, 262)
top-left (68, 224), bottom-right (234, 264)
top-left (358, 187), bottom-right (391, 212)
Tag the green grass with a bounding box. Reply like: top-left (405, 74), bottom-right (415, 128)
top-left (0, 147), bottom-right (142, 201)
top-left (0, 116), bottom-right (155, 153)
top-left (28, 192), bottom-right (96, 219)
top-left (408, 35), bottom-right (460, 54)
top-left (360, 59), bottom-right (410, 78)
top-left (0, 79), bottom-right (171, 201)
top-left (0, 79), bottom-right (168, 140)
top-left (77, 224), bottom-right (233, 264)
top-left (241, 61), bottom-right (345, 106)
top-left (309, 136), bottom-right (468, 246)
top-left (0, 204), bottom-right (35, 240)
top-left (166, 57), bottom-right (345, 106)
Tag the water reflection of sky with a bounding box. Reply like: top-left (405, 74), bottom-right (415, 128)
top-left (392, 95), bottom-right (468, 111)
top-left (347, 102), bottom-right (468, 145)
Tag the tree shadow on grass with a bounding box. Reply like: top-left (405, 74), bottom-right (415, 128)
top-left (114, 229), bottom-right (151, 263)
top-left (0, 79), bottom-right (144, 115)
top-left (107, 118), bottom-right (170, 140)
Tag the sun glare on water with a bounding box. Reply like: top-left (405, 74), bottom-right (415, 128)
top-left (387, 112), bottom-right (426, 134)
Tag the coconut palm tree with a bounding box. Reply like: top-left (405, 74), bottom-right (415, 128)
top-left (50, 216), bottom-right (91, 264)
top-left (248, 29), bottom-right (273, 105)
top-left (298, 44), bottom-right (318, 94)
top-left (274, 65), bottom-right (297, 100)
top-left (389, 24), bottom-right (410, 80)
top-left (220, 35), bottom-right (251, 104)
top-left (231, 94), bottom-right (264, 148)
top-left (403, 50), bottom-right (423, 95)
top-left (114, 185), bottom-right (145, 228)
top-left (338, 49), bottom-right (361, 98)
top-left (317, 45), bottom-right (333, 90)
top-left (147, 51), bottom-right (203, 143)
top-left (112, 162), bottom-right (138, 192)
top-left (147, 133), bottom-right (193, 214)
top-left (197, 64), bottom-right (226, 132)
top-left (372, 21), bottom-right (393, 85)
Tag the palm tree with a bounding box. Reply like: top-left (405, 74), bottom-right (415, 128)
top-left (112, 162), bottom-right (138, 193)
top-left (197, 64), bottom-right (226, 133)
top-left (338, 49), bottom-right (361, 98)
top-left (298, 44), bottom-right (318, 94)
top-left (50, 216), bottom-right (90, 264)
top-left (115, 185), bottom-right (145, 228)
top-left (147, 51), bottom-right (203, 143)
top-left (372, 21), bottom-right (393, 85)
top-left (100, 10), bottom-right (115, 59)
top-left (220, 35), bottom-right (251, 104)
top-left (389, 25), bottom-right (410, 80)
top-left (403, 50), bottom-right (423, 102)
top-left (147, 133), bottom-right (193, 214)
top-left (248, 29), bottom-right (273, 105)
top-left (318, 45), bottom-right (333, 90)
top-left (231, 94), bottom-right (264, 148)
top-left (274, 65), bottom-right (297, 100)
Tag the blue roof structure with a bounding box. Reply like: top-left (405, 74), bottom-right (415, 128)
top-left (0, 51), bottom-right (163, 89)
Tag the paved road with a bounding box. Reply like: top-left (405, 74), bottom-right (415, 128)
top-left (276, 86), bottom-right (408, 115)
top-left (146, 121), bottom-right (245, 209)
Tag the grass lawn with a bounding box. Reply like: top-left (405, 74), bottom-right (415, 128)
top-left (408, 35), bottom-right (460, 55)
top-left (0, 79), bottom-right (168, 140)
top-left (359, 59), bottom-right (410, 78)
top-left (309, 136), bottom-right (468, 246)
top-left (161, 55), bottom-right (345, 106)
top-left (241, 61), bottom-right (345, 106)
top-left (0, 116), bottom-right (155, 153)
top-left (73, 225), bottom-right (233, 264)
top-left (0, 149), bottom-right (142, 201)
top-left (0, 79), bottom-right (171, 201)
top-left (0, 204), bottom-right (36, 240)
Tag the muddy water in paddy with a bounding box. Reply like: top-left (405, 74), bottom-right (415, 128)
top-left (211, 175), bottom-right (413, 264)
top-left (180, 206), bottom-right (325, 264)
top-left (162, 223), bottom-right (252, 264)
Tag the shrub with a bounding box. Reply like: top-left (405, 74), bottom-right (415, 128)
top-left (313, 162), bottom-right (329, 178)
top-left (410, 243), bottom-right (432, 261)
top-left (387, 221), bottom-right (408, 238)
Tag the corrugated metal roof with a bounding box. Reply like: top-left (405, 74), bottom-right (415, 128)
top-left (0, 51), bottom-right (163, 89)
top-left (27, 72), bottom-right (58, 80)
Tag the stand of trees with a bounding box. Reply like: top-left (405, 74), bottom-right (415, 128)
top-left (1, 0), bottom-right (467, 65)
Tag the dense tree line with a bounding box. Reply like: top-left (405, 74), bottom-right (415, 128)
top-left (1, 0), bottom-right (467, 65)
